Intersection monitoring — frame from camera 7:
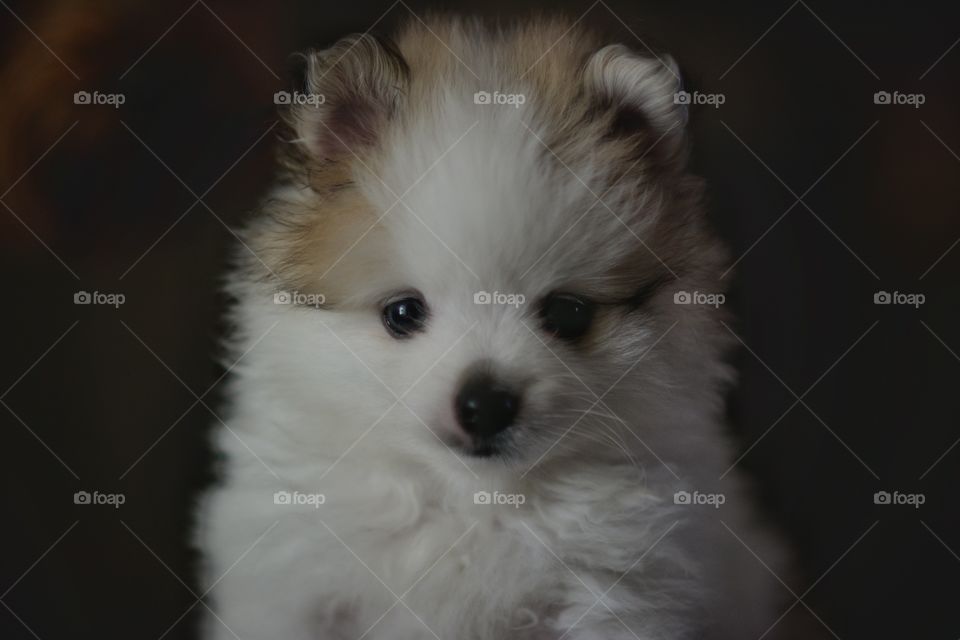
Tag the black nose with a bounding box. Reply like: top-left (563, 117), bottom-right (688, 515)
top-left (455, 373), bottom-right (520, 438)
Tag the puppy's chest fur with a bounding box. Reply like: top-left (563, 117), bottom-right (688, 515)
top-left (205, 453), bottom-right (686, 640)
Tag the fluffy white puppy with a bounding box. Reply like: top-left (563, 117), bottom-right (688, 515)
top-left (196, 16), bottom-right (793, 640)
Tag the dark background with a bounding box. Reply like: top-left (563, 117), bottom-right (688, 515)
top-left (1, 1), bottom-right (957, 638)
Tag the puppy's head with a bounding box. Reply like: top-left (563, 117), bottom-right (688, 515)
top-left (236, 18), bottom-right (731, 474)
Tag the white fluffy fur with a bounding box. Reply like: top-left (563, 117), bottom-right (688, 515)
top-left (195, 21), bottom-right (790, 640)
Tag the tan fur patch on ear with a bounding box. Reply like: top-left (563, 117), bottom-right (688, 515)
top-left (289, 34), bottom-right (410, 160)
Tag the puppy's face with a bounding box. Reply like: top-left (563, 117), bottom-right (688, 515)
top-left (240, 20), bottom-right (729, 472)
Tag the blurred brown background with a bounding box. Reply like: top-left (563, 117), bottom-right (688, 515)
top-left (1, 1), bottom-right (958, 638)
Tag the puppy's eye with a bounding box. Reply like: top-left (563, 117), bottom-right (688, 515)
top-left (382, 296), bottom-right (428, 338)
top-left (540, 294), bottom-right (595, 340)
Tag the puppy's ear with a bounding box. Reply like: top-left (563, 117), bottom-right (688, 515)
top-left (584, 45), bottom-right (687, 164)
top-left (287, 34), bottom-right (409, 160)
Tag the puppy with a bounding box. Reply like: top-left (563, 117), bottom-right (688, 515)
top-left (196, 16), bottom-right (792, 640)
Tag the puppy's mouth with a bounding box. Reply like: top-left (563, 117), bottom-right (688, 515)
top-left (464, 439), bottom-right (501, 458)
top-left (444, 432), bottom-right (509, 459)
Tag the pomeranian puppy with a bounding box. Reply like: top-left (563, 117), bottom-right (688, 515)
top-left (195, 15), bottom-right (792, 640)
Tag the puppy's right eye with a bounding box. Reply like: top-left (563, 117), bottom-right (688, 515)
top-left (382, 296), bottom-right (428, 338)
top-left (540, 293), bottom-right (595, 341)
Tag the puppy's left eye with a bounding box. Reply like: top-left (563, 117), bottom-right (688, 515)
top-left (540, 294), bottom-right (595, 340)
top-left (382, 296), bottom-right (428, 338)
